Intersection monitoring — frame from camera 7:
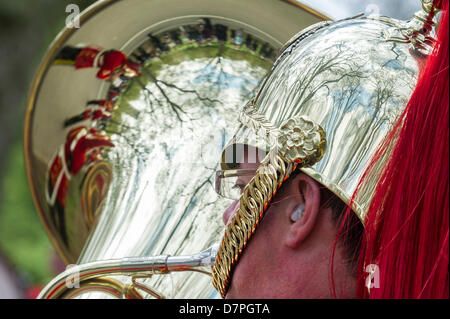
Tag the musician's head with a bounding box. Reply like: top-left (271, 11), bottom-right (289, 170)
top-left (211, 9), bottom-right (422, 298)
top-left (219, 145), bottom-right (363, 298)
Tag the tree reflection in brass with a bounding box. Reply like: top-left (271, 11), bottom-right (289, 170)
top-left (79, 23), bottom-right (277, 298)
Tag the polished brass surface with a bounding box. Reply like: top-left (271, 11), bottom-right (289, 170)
top-left (58, 277), bottom-right (143, 299)
top-left (38, 244), bottom-right (218, 299)
top-left (80, 161), bottom-right (112, 229)
top-left (25, 0), bottom-right (327, 298)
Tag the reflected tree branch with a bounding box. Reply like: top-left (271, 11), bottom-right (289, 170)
top-left (142, 69), bottom-right (188, 122)
top-left (157, 79), bottom-right (220, 105)
top-left (159, 171), bottom-right (216, 254)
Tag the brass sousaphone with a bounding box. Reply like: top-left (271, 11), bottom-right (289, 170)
top-left (24, 0), bottom-right (328, 298)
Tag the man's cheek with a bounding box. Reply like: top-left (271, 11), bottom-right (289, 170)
top-left (226, 259), bottom-right (247, 298)
top-left (226, 236), bottom-right (259, 298)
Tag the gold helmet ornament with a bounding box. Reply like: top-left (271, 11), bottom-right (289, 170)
top-left (212, 1), bottom-right (443, 297)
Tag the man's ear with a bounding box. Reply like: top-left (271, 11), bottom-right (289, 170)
top-left (285, 173), bottom-right (321, 249)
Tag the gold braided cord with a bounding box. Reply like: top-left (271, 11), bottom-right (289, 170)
top-left (212, 151), bottom-right (296, 297)
top-left (213, 100), bottom-right (326, 297)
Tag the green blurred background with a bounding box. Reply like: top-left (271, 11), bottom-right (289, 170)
top-left (0, 0), bottom-right (96, 298)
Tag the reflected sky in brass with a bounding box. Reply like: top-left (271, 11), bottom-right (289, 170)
top-left (25, 0), bottom-right (328, 299)
top-left (79, 23), bottom-right (276, 298)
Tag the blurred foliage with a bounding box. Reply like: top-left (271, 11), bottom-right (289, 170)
top-left (0, 0), bottom-right (95, 287)
top-left (0, 141), bottom-right (53, 285)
